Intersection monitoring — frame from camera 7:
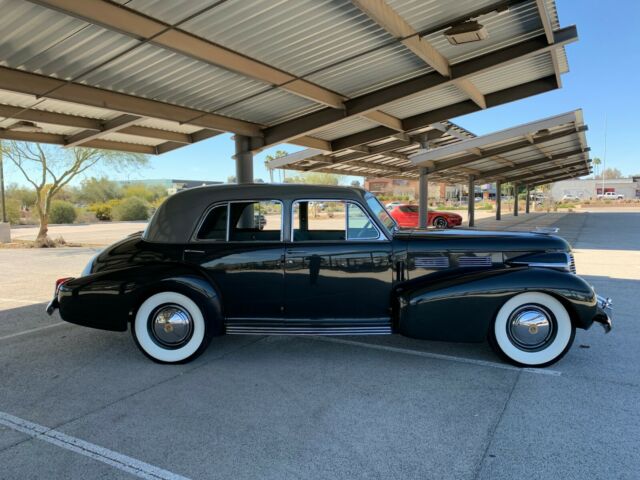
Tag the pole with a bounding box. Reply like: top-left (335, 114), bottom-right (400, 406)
top-left (0, 145), bottom-right (6, 223)
top-left (468, 175), bottom-right (475, 227)
top-left (525, 184), bottom-right (531, 214)
top-left (418, 167), bottom-right (428, 229)
top-left (495, 180), bottom-right (501, 221)
top-left (234, 135), bottom-right (254, 227)
top-left (602, 114), bottom-right (607, 196)
top-left (513, 183), bottom-right (519, 216)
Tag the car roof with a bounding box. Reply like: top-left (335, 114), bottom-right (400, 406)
top-left (144, 183), bottom-right (370, 243)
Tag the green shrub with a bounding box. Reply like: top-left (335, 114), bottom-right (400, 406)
top-left (3, 198), bottom-right (21, 224)
top-left (113, 196), bottom-right (150, 221)
top-left (49, 200), bottom-right (77, 224)
top-left (89, 202), bottom-right (113, 221)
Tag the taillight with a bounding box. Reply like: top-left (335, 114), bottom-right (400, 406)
top-left (55, 277), bottom-right (73, 289)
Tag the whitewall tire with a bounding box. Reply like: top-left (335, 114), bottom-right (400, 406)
top-left (132, 291), bottom-right (210, 363)
top-left (490, 292), bottom-right (575, 367)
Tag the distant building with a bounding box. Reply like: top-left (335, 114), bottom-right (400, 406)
top-left (550, 177), bottom-right (640, 200)
top-left (116, 179), bottom-right (223, 195)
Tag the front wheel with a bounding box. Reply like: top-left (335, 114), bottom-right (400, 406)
top-left (489, 292), bottom-right (575, 367)
top-left (132, 291), bottom-right (212, 363)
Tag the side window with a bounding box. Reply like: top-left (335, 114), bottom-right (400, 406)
top-left (196, 204), bottom-right (228, 241)
top-left (347, 203), bottom-right (379, 239)
top-left (293, 201), bottom-right (346, 241)
top-left (229, 200), bottom-right (282, 242)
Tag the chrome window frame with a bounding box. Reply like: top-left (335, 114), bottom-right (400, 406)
top-left (191, 199), bottom-right (285, 243)
top-left (290, 198), bottom-right (388, 243)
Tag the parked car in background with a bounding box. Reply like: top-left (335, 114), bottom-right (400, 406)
top-left (388, 204), bottom-right (462, 229)
top-left (597, 192), bottom-right (624, 200)
top-left (47, 184), bottom-right (612, 367)
top-left (385, 201), bottom-right (404, 210)
top-left (561, 194), bottom-right (580, 202)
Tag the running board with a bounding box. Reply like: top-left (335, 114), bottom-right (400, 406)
top-left (226, 325), bottom-right (393, 336)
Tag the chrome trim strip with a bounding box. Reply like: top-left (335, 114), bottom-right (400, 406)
top-left (509, 252), bottom-right (572, 272)
top-left (226, 325), bottom-right (392, 336)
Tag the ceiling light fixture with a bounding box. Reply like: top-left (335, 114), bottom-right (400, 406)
top-left (7, 121), bottom-right (43, 133)
top-left (444, 21), bottom-right (488, 45)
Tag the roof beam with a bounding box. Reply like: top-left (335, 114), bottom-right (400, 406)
top-left (535, 0), bottom-right (563, 88)
top-left (0, 129), bottom-right (156, 154)
top-left (64, 114), bottom-right (141, 147)
top-left (351, 0), bottom-right (486, 109)
top-left (500, 160), bottom-right (590, 184)
top-left (333, 76), bottom-right (560, 153)
top-left (29, 0), bottom-right (346, 109)
top-left (530, 172), bottom-right (588, 187)
top-left (0, 66), bottom-right (260, 137)
top-left (421, 125), bottom-right (586, 174)
top-left (476, 148), bottom-right (589, 181)
top-left (265, 28), bottom-right (576, 148)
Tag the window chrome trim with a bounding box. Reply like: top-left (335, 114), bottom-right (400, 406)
top-left (290, 198), bottom-right (387, 243)
top-left (191, 199), bottom-right (285, 243)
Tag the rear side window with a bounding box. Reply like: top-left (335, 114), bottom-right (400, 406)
top-left (229, 200), bottom-right (282, 242)
top-left (197, 205), bottom-right (227, 241)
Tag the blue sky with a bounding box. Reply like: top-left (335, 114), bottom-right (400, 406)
top-left (6, 0), bottom-right (639, 185)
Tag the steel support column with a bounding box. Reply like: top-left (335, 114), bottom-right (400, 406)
top-left (418, 167), bottom-right (428, 229)
top-left (234, 135), bottom-right (254, 184)
top-left (234, 135), bottom-right (254, 228)
top-left (468, 175), bottom-right (475, 227)
top-left (0, 147), bottom-right (6, 223)
top-left (513, 183), bottom-right (519, 217)
top-left (525, 185), bottom-right (531, 214)
top-left (495, 180), bottom-right (501, 221)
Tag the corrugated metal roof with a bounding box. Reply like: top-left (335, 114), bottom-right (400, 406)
top-left (180, 0), bottom-right (396, 78)
top-left (216, 88), bottom-right (324, 126)
top-left (380, 84), bottom-right (469, 119)
top-left (306, 43), bottom-right (432, 98)
top-left (470, 52), bottom-right (555, 95)
top-left (113, 0), bottom-right (218, 25)
top-left (313, 117), bottom-right (381, 141)
top-left (82, 43), bottom-right (271, 113)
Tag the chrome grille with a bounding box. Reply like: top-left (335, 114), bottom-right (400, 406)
top-left (414, 256), bottom-right (450, 268)
top-left (459, 256), bottom-right (492, 267)
top-left (569, 253), bottom-right (576, 273)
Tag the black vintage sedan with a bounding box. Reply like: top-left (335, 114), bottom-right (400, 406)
top-left (47, 184), bottom-right (612, 367)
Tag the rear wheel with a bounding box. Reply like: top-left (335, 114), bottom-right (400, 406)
top-left (132, 291), bottom-right (212, 363)
top-left (433, 216), bottom-right (449, 229)
top-left (489, 292), bottom-right (575, 367)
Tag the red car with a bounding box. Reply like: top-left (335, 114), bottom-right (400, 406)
top-left (388, 204), bottom-right (462, 229)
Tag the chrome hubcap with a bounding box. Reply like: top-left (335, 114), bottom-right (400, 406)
top-left (435, 218), bottom-right (447, 228)
top-left (507, 305), bottom-right (555, 351)
top-left (149, 304), bottom-right (193, 348)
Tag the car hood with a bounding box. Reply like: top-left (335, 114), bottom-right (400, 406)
top-left (394, 228), bottom-right (571, 252)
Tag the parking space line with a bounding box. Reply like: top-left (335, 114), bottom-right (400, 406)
top-left (315, 337), bottom-right (562, 377)
top-left (0, 411), bottom-right (191, 480)
top-left (0, 322), bottom-right (68, 341)
top-left (0, 297), bottom-right (47, 305)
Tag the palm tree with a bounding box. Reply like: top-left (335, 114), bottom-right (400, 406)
top-left (592, 157), bottom-right (601, 178)
top-left (264, 150), bottom-right (288, 184)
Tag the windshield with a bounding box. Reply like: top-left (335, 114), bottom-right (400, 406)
top-left (365, 193), bottom-right (397, 235)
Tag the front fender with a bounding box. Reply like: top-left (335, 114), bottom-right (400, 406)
top-left (396, 267), bottom-right (597, 342)
top-left (57, 263), bottom-right (223, 333)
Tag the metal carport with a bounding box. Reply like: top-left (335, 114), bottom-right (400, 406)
top-left (0, 0), bottom-right (577, 185)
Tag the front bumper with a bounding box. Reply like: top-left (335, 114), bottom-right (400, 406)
top-left (594, 294), bottom-right (613, 333)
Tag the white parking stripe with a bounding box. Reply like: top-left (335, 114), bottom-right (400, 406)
top-left (0, 322), bottom-right (68, 341)
top-left (0, 297), bottom-right (47, 305)
top-left (315, 337), bottom-right (562, 377)
top-left (0, 411), bottom-right (191, 480)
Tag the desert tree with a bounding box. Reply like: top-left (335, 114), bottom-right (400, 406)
top-left (3, 141), bottom-right (147, 245)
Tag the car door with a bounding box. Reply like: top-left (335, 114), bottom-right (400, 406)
top-left (183, 200), bottom-right (285, 320)
top-left (284, 199), bottom-right (393, 320)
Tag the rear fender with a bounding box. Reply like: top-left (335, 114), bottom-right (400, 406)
top-left (395, 267), bottom-right (597, 342)
top-left (58, 263), bottom-right (223, 333)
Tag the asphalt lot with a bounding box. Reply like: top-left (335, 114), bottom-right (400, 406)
top-left (0, 211), bottom-right (638, 479)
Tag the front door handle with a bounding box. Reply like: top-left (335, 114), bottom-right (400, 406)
top-left (184, 249), bottom-right (205, 254)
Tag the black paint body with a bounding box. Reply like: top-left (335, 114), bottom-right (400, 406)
top-left (54, 184), bottom-right (606, 342)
